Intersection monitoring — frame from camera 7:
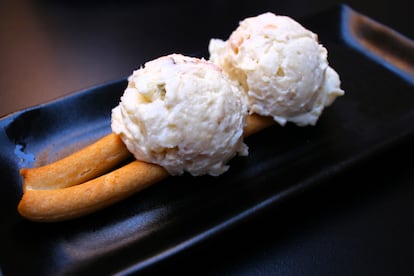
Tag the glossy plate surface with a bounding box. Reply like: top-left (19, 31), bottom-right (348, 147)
top-left (1, 5), bottom-right (414, 275)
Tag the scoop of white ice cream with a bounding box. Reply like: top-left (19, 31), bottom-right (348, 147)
top-left (111, 54), bottom-right (248, 176)
top-left (209, 12), bottom-right (344, 126)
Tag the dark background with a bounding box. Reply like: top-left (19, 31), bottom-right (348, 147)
top-left (0, 0), bottom-right (412, 117)
top-left (1, 1), bottom-right (413, 275)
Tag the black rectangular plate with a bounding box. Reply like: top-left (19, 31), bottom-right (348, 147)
top-left (1, 5), bottom-right (414, 276)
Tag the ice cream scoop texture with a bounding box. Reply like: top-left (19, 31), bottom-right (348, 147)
top-left (112, 54), bottom-right (248, 176)
top-left (209, 12), bottom-right (344, 126)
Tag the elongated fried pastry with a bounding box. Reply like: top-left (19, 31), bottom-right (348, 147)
top-left (18, 160), bottom-right (168, 222)
top-left (20, 133), bottom-right (131, 191)
top-left (17, 114), bottom-right (274, 222)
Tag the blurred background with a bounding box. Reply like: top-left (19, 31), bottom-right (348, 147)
top-left (0, 0), bottom-right (412, 116)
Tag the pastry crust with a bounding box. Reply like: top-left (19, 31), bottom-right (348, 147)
top-left (17, 115), bottom-right (273, 222)
top-left (245, 114), bottom-right (274, 137)
top-left (20, 133), bottom-right (131, 191)
top-left (18, 160), bottom-right (168, 222)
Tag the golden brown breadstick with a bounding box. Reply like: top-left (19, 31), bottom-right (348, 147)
top-left (18, 114), bottom-right (274, 222)
top-left (21, 115), bottom-right (273, 192)
top-left (21, 133), bottom-right (131, 191)
top-left (18, 160), bottom-right (168, 222)
top-left (244, 114), bottom-right (274, 137)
